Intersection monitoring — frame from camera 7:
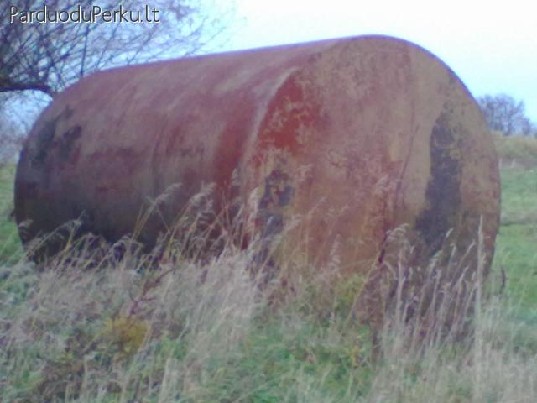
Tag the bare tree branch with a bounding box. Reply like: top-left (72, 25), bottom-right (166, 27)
top-left (477, 94), bottom-right (536, 137)
top-left (1, 0), bottom-right (232, 95)
top-left (0, 80), bottom-right (52, 95)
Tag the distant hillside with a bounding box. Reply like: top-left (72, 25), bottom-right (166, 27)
top-left (492, 133), bottom-right (537, 168)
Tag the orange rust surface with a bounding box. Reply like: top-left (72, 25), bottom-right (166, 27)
top-left (15, 35), bottom-right (500, 277)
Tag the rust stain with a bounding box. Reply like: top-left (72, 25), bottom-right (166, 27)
top-left (253, 71), bottom-right (321, 167)
top-left (14, 34), bottom-right (500, 297)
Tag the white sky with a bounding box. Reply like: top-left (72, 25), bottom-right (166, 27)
top-left (220, 0), bottom-right (537, 122)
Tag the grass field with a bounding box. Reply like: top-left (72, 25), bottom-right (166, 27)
top-left (0, 165), bottom-right (22, 264)
top-left (1, 136), bottom-right (537, 402)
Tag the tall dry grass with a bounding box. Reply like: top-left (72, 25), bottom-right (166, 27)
top-left (367, 222), bottom-right (537, 402)
top-left (1, 239), bottom-right (265, 401)
top-left (2, 197), bottom-right (537, 401)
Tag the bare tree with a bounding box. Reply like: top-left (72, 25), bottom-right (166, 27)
top-left (1, 0), bottom-right (231, 96)
top-left (0, 97), bottom-right (25, 166)
top-left (477, 94), bottom-right (535, 136)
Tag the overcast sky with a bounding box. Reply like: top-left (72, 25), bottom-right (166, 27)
top-left (220, 0), bottom-right (537, 122)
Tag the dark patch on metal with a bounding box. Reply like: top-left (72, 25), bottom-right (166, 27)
top-left (414, 112), bottom-right (461, 254)
top-left (178, 145), bottom-right (205, 159)
top-left (33, 119), bottom-right (56, 165)
top-left (251, 169), bottom-right (295, 284)
top-left (32, 105), bottom-right (75, 166)
top-left (259, 169), bottom-right (294, 211)
top-left (62, 104), bottom-right (75, 120)
top-left (58, 125), bottom-right (82, 161)
top-left (21, 182), bottom-right (38, 199)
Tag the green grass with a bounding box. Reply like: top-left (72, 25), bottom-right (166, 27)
top-left (493, 167), bottom-right (537, 346)
top-left (500, 168), bottom-right (537, 224)
top-left (495, 161), bottom-right (537, 307)
top-left (1, 135), bottom-right (537, 401)
top-left (492, 137), bottom-right (537, 362)
top-left (0, 165), bottom-right (22, 264)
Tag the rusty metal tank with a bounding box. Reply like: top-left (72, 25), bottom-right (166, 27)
top-left (14, 35), bottom-right (500, 276)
